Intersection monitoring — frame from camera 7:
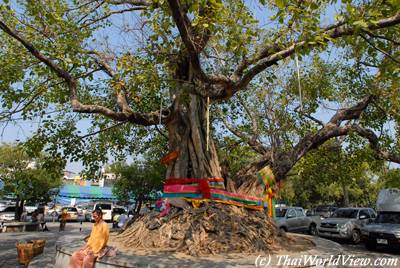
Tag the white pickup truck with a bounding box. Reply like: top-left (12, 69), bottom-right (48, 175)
top-left (275, 207), bottom-right (321, 235)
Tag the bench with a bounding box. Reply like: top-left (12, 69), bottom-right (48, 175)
top-left (1, 222), bottom-right (39, 232)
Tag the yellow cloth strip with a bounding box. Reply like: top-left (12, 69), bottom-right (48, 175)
top-left (184, 198), bottom-right (264, 211)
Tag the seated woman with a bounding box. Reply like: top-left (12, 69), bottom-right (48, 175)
top-left (68, 208), bottom-right (109, 268)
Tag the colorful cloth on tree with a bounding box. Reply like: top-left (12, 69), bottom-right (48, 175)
top-left (256, 166), bottom-right (275, 188)
top-left (257, 166), bottom-right (278, 218)
top-left (162, 178), bottom-right (264, 210)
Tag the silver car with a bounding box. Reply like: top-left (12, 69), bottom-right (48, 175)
top-left (318, 207), bottom-right (376, 243)
top-left (275, 207), bottom-right (320, 235)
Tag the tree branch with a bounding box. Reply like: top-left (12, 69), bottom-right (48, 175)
top-left (107, 0), bottom-right (154, 6)
top-left (80, 7), bottom-right (147, 29)
top-left (217, 108), bottom-right (268, 155)
top-left (350, 125), bottom-right (400, 163)
top-left (328, 95), bottom-right (375, 126)
top-left (360, 34), bottom-right (400, 65)
top-left (79, 120), bottom-right (128, 139)
top-left (227, 13), bottom-right (400, 97)
top-left (167, 0), bottom-right (231, 87)
top-left (86, 50), bottom-right (132, 113)
top-left (166, 0), bottom-right (208, 83)
top-left (364, 30), bottom-right (400, 46)
top-left (237, 95), bottom-right (258, 134)
top-left (294, 106), bottom-right (324, 126)
top-left (0, 20), bottom-right (170, 126)
top-left (258, 96), bottom-right (375, 180)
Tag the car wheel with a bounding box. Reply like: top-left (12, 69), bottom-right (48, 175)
top-left (51, 211), bottom-right (58, 217)
top-left (365, 240), bottom-right (377, 250)
top-left (280, 227), bottom-right (287, 233)
top-left (309, 224), bottom-right (318, 236)
top-left (351, 229), bottom-right (361, 244)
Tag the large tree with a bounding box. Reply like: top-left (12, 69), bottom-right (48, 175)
top-left (0, 0), bottom-right (400, 254)
top-left (1, 1), bottom-right (399, 182)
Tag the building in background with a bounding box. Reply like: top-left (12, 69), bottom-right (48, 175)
top-left (58, 167), bottom-right (118, 205)
top-left (62, 167), bottom-right (116, 188)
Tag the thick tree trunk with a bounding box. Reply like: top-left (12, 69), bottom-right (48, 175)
top-left (342, 182), bottom-right (350, 207)
top-left (15, 198), bottom-right (24, 221)
top-left (166, 94), bottom-right (221, 178)
top-left (135, 199), bottom-right (143, 214)
top-left (165, 59), bottom-right (221, 179)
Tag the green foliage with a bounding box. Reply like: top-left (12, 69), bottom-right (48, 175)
top-left (110, 160), bottom-right (165, 203)
top-left (0, 144), bottom-right (64, 202)
top-left (279, 142), bottom-right (383, 208)
top-left (378, 168), bottom-right (400, 189)
top-left (217, 136), bottom-right (259, 175)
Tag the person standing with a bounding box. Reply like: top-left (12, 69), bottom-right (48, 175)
top-left (59, 209), bottom-right (68, 232)
top-left (31, 210), bottom-right (38, 223)
top-left (68, 208), bottom-right (109, 268)
top-left (117, 213), bottom-right (128, 229)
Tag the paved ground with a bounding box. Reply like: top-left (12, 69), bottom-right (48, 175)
top-left (0, 224), bottom-right (399, 267)
top-left (0, 221), bottom-right (100, 268)
top-left (340, 241), bottom-right (399, 267)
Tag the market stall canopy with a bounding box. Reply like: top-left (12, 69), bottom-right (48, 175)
top-left (58, 185), bottom-right (117, 200)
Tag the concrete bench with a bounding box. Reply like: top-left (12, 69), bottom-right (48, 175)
top-left (1, 222), bottom-right (39, 232)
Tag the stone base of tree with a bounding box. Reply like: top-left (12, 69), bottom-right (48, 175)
top-left (114, 203), bottom-right (299, 256)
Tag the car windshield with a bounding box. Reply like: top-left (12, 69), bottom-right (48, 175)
top-left (96, 204), bottom-right (111, 210)
top-left (275, 208), bottom-right (287, 217)
top-left (375, 212), bottom-right (400, 224)
top-left (113, 208), bottom-right (125, 214)
top-left (332, 209), bottom-right (358, 218)
top-left (316, 206), bottom-right (329, 212)
top-left (68, 208), bottom-right (78, 212)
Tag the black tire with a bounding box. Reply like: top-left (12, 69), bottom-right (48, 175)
top-left (351, 229), bottom-right (361, 244)
top-left (51, 211), bottom-right (58, 217)
top-left (365, 240), bottom-right (377, 250)
top-left (280, 227), bottom-right (287, 233)
top-left (309, 223), bottom-right (318, 236)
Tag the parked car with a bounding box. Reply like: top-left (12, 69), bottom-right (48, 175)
top-left (75, 205), bottom-right (84, 215)
top-left (58, 207), bottom-right (79, 221)
top-left (0, 202), bottom-right (8, 212)
top-left (318, 207), bottom-right (376, 243)
top-left (84, 208), bottom-right (93, 222)
top-left (112, 207), bottom-right (126, 218)
top-left (0, 206), bottom-right (16, 222)
top-left (307, 205), bottom-right (338, 219)
top-left (361, 188), bottom-right (400, 250)
top-left (24, 202), bottom-right (37, 215)
top-left (47, 206), bottom-right (62, 217)
top-left (275, 207), bottom-right (320, 235)
top-left (92, 203), bottom-right (113, 221)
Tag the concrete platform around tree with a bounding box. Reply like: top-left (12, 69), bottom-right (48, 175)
top-left (1, 221), bottom-right (40, 232)
top-left (41, 233), bottom-right (344, 268)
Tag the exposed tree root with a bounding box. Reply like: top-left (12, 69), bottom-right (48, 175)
top-left (114, 202), bottom-right (290, 256)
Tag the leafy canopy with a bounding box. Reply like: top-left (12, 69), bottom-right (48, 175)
top-left (0, 144), bottom-right (64, 202)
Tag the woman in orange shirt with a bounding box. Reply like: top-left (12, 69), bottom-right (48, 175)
top-left (68, 208), bottom-right (109, 268)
